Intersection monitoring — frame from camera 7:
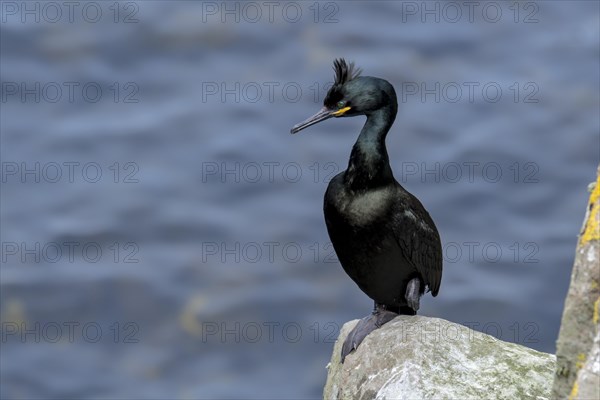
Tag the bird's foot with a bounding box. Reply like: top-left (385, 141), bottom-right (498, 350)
top-left (405, 277), bottom-right (421, 312)
top-left (341, 305), bottom-right (397, 363)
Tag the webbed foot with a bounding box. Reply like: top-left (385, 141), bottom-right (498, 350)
top-left (341, 305), bottom-right (397, 363)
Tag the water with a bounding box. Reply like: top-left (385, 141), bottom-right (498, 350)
top-left (1, 1), bottom-right (599, 399)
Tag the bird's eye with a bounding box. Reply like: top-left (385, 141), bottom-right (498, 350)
top-left (337, 101), bottom-right (345, 108)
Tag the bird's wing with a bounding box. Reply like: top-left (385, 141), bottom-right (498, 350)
top-left (392, 195), bottom-right (443, 296)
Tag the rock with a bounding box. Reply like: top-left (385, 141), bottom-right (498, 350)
top-left (552, 166), bottom-right (600, 399)
top-left (324, 316), bottom-right (556, 400)
top-left (571, 329), bottom-right (600, 400)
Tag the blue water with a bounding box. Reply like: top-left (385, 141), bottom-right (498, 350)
top-left (1, 1), bottom-right (599, 399)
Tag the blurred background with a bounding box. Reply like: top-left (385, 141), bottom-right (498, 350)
top-left (1, 1), bottom-right (598, 399)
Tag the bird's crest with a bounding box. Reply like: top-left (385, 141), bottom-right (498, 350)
top-left (333, 58), bottom-right (361, 86)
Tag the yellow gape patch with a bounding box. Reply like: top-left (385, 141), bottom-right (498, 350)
top-left (332, 106), bottom-right (351, 116)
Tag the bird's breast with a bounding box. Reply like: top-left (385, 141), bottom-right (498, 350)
top-left (325, 181), bottom-right (394, 229)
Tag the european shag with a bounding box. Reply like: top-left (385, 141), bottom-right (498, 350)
top-left (291, 59), bottom-right (443, 362)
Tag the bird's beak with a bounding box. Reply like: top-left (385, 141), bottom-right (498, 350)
top-left (290, 107), bottom-right (335, 134)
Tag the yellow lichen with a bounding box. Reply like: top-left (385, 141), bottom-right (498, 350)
top-left (575, 353), bottom-right (586, 369)
top-left (568, 380), bottom-right (579, 400)
top-left (594, 296), bottom-right (600, 325)
top-left (580, 175), bottom-right (600, 246)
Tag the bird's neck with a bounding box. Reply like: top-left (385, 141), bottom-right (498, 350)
top-left (344, 107), bottom-right (396, 191)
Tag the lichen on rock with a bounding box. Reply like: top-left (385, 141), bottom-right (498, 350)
top-left (553, 166), bottom-right (600, 399)
top-left (324, 316), bottom-right (555, 400)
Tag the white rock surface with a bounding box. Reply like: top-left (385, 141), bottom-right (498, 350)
top-left (324, 316), bottom-right (555, 400)
top-left (573, 329), bottom-right (600, 400)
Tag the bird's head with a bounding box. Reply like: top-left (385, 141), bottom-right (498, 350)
top-left (291, 58), bottom-right (397, 134)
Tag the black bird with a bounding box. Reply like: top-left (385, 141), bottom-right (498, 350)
top-left (291, 59), bottom-right (442, 362)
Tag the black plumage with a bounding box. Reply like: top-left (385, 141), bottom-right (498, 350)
top-left (291, 59), bottom-right (442, 361)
